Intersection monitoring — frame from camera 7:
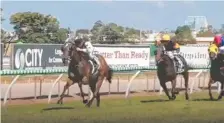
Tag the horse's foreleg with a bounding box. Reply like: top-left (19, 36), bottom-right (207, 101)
top-left (57, 81), bottom-right (72, 105)
top-left (218, 82), bottom-right (224, 100)
top-left (208, 78), bottom-right (214, 100)
top-left (171, 79), bottom-right (177, 100)
top-left (183, 72), bottom-right (189, 100)
top-left (78, 82), bottom-right (88, 104)
top-left (86, 84), bottom-right (95, 107)
top-left (160, 81), bottom-right (172, 100)
top-left (96, 92), bottom-right (100, 107)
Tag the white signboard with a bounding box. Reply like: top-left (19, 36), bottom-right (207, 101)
top-left (179, 45), bottom-right (210, 69)
top-left (94, 46), bottom-right (150, 69)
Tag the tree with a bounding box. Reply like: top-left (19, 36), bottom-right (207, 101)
top-left (54, 28), bottom-right (69, 44)
top-left (90, 20), bottom-right (105, 41)
top-left (10, 12), bottom-right (63, 43)
top-left (172, 25), bottom-right (196, 45)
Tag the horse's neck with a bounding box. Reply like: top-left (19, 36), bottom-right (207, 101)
top-left (160, 55), bottom-right (175, 71)
top-left (211, 59), bottom-right (220, 69)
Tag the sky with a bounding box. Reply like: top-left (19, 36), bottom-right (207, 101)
top-left (1, 1), bottom-right (224, 32)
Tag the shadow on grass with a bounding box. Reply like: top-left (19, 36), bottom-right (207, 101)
top-left (140, 99), bottom-right (170, 103)
top-left (191, 98), bottom-right (218, 102)
top-left (42, 106), bottom-right (74, 111)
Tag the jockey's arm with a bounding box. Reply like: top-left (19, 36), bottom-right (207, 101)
top-left (77, 47), bottom-right (88, 53)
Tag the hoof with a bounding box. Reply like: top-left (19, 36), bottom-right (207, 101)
top-left (83, 99), bottom-right (88, 104)
top-left (217, 96), bottom-right (222, 100)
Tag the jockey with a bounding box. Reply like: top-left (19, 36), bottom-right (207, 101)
top-left (76, 38), bottom-right (100, 70)
top-left (161, 34), bottom-right (183, 72)
top-left (220, 35), bottom-right (224, 54)
top-left (65, 33), bottom-right (73, 42)
top-left (213, 35), bottom-right (222, 47)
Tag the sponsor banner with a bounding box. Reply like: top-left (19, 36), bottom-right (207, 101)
top-left (149, 44), bottom-right (210, 69)
top-left (12, 44), bottom-right (151, 70)
top-left (12, 44), bottom-right (65, 70)
top-left (0, 43), bottom-right (3, 70)
top-left (93, 46), bottom-right (151, 69)
top-left (179, 45), bottom-right (210, 68)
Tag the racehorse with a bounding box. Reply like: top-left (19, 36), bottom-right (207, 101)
top-left (59, 40), bottom-right (113, 107)
top-left (208, 44), bottom-right (224, 100)
top-left (58, 40), bottom-right (87, 105)
top-left (155, 46), bottom-right (189, 100)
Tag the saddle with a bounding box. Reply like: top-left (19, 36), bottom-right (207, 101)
top-left (168, 53), bottom-right (185, 74)
top-left (174, 55), bottom-right (185, 73)
top-left (88, 56), bottom-right (100, 75)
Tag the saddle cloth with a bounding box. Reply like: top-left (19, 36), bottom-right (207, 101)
top-left (165, 51), bottom-right (185, 74)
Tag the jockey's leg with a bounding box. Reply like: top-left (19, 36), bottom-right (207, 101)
top-left (89, 53), bottom-right (100, 70)
top-left (93, 56), bottom-right (100, 70)
top-left (168, 51), bottom-right (177, 71)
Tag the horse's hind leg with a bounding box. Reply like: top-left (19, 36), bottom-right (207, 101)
top-left (94, 76), bottom-right (104, 107)
top-left (183, 72), bottom-right (189, 100)
top-left (171, 79), bottom-right (177, 100)
top-left (217, 82), bottom-right (224, 100)
top-left (208, 78), bottom-right (214, 100)
top-left (57, 80), bottom-right (73, 104)
top-left (160, 81), bottom-right (172, 100)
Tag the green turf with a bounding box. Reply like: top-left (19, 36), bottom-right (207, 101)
top-left (2, 92), bottom-right (224, 123)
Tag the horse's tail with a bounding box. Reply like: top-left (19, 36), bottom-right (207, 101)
top-left (106, 67), bottom-right (113, 83)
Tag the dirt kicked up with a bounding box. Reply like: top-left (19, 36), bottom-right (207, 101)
top-left (2, 92), bottom-right (224, 123)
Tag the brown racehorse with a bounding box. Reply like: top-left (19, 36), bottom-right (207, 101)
top-left (59, 40), bottom-right (113, 107)
top-left (208, 44), bottom-right (224, 100)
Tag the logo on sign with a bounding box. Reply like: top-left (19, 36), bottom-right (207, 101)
top-left (14, 48), bottom-right (43, 69)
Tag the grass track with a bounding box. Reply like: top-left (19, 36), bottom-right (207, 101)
top-left (2, 92), bottom-right (224, 123)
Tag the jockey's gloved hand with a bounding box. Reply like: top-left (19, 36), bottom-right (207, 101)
top-left (76, 48), bottom-right (81, 51)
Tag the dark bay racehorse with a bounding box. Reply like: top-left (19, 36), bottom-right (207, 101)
top-left (155, 45), bottom-right (189, 100)
top-left (58, 40), bottom-right (87, 105)
top-left (208, 45), bottom-right (224, 100)
top-left (59, 40), bottom-right (113, 107)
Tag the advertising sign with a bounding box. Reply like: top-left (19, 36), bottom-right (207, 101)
top-left (0, 43), bottom-right (3, 70)
top-left (12, 44), bottom-right (65, 70)
top-left (94, 45), bottom-right (151, 69)
top-left (179, 44), bottom-right (210, 69)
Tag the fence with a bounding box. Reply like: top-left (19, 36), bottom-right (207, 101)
top-left (1, 43), bottom-right (219, 106)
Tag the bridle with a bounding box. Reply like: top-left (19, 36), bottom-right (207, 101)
top-left (62, 41), bottom-right (76, 62)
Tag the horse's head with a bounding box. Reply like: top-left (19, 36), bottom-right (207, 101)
top-left (155, 45), bottom-right (166, 64)
top-left (208, 44), bottom-right (219, 60)
top-left (61, 41), bottom-right (74, 66)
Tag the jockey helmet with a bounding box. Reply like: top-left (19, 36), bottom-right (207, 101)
top-left (162, 34), bottom-right (170, 41)
top-left (208, 44), bottom-right (218, 54)
top-left (213, 35), bottom-right (222, 46)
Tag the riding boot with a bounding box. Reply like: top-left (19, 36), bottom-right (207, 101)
top-left (93, 57), bottom-right (100, 70)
